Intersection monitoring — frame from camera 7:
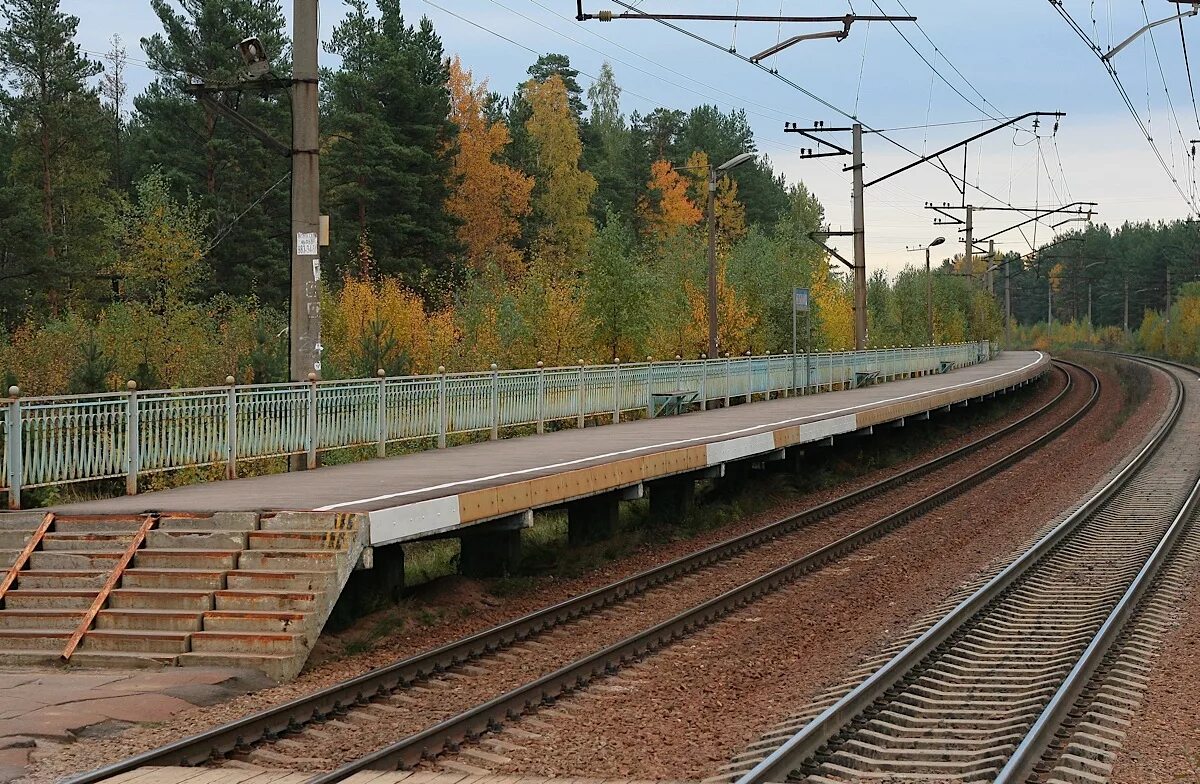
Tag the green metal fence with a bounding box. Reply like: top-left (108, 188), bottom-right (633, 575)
top-left (1, 342), bottom-right (990, 508)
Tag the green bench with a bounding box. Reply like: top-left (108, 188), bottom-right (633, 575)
top-left (853, 370), bottom-right (880, 388)
top-left (651, 389), bottom-right (700, 417)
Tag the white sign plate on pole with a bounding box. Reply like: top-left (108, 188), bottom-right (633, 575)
top-left (297, 231), bottom-right (319, 257)
top-left (793, 287), bottom-right (810, 312)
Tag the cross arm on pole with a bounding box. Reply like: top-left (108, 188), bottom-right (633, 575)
top-left (1101, 3), bottom-right (1200, 61)
top-left (185, 87), bottom-right (292, 157)
top-left (808, 230), bottom-right (855, 270)
top-left (864, 112), bottom-right (1065, 189)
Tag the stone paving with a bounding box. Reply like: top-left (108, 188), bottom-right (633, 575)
top-left (0, 666), bottom-right (271, 783)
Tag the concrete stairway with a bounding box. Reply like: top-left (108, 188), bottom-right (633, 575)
top-left (0, 511), bottom-right (367, 680)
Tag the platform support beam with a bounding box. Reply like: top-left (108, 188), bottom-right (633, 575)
top-left (459, 511), bottom-right (531, 578)
top-left (568, 491), bottom-right (619, 546)
top-left (648, 474), bottom-right (696, 525)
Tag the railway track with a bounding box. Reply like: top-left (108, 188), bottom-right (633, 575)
top-left (723, 355), bottom-right (1199, 784)
top-left (69, 361), bottom-right (1089, 784)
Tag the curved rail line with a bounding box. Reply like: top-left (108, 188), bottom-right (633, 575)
top-left (69, 361), bottom-right (1089, 784)
top-left (730, 355), bottom-right (1197, 784)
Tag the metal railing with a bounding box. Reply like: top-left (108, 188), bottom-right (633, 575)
top-left (1, 342), bottom-right (990, 508)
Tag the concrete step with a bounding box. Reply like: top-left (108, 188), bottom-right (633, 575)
top-left (0, 530), bottom-right (33, 549)
top-left (15, 570), bottom-right (108, 590)
top-left (190, 630), bottom-right (304, 656)
top-left (225, 570), bottom-right (333, 592)
top-left (2, 589), bottom-right (96, 610)
top-left (52, 516), bottom-right (148, 534)
top-left (237, 550), bottom-right (341, 571)
top-left (28, 550), bottom-right (121, 570)
top-left (176, 651), bottom-right (299, 681)
top-left (67, 650), bottom-right (175, 668)
top-left (259, 512), bottom-right (358, 531)
top-left (159, 513), bottom-right (259, 532)
top-left (120, 568), bottom-right (226, 590)
top-left (0, 650), bottom-right (63, 666)
top-left (0, 512), bottom-right (49, 529)
top-left (203, 610), bottom-right (310, 634)
top-left (81, 629), bottom-right (191, 654)
top-left (96, 609), bottom-right (204, 632)
top-left (0, 609), bottom-right (84, 629)
top-left (246, 531), bottom-right (354, 551)
top-left (214, 590), bottom-right (318, 613)
top-left (0, 628), bottom-right (69, 651)
top-left (41, 533), bottom-right (134, 551)
top-left (146, 529), bottom-right (248, 550)
top-left (0, 549), bottom-right (19, 569)
top-left (109, 588), bottom-right (213, 611)
top-left (133, 550), bottom-right (240, 570)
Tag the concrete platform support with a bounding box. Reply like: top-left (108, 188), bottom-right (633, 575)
top-left (459, 512), bottom-right (530, 578)
top-left (648, 474), bottom-right (696, 525)
top-left (331, 542), bottom-right (405, 624)
top-left (568, 491), bottom-right (619, 546)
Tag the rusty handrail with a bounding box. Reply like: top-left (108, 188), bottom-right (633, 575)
top-left (61, 514), bottom-right (157, 661)
top-left (0, 512), bottom-right (54, 606)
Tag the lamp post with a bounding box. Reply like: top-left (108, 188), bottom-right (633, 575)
top-left (906, 236), bottom-right (945, 345)
top-left (705, 153), bottom-right (756, 358)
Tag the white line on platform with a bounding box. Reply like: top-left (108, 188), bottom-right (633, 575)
top-left (317, 353), bottom-right (1045, 512)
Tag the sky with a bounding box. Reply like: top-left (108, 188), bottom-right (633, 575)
top-left (63, 1), bottom-right (1200, 275)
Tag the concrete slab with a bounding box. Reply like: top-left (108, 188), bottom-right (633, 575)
top-left (32, 353), bottom-right (1047, 531)
top-left (0, 666), bottom-right (272, 782)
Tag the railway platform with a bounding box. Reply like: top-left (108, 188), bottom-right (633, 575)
top-left (0, 351), bottom-right (1049, 682)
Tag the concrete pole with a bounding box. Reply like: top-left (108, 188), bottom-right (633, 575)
top-left (987, 239), bottom-right (994, 296)
top-left (1005, 256), bottom-right (1011, 347)
top-left (925, 246), bottom-right (933, 345)
top-left (1087, 281), bottom-right (1093, 329)
top-left (290, 0), bottom-right (322, 383)
top-left (851, 123), bottom-right (867, 350)
top-left (963, 205), bottom-right (974, 286)
top-left (706, 167), bottom-right (718, 358)
top-left (1124, 278), bottom-right (1129, 334)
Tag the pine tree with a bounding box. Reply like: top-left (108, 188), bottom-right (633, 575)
top-left (324, 0), bottom-right (459, 296)
top-left (0, 0), bottom-right (113, 313)
top-left (133, 0), bottom-right (291, 303)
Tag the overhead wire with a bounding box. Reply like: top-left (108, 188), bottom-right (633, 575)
top-left (604, 0), bottom-right (1060, 240)
top-left (1048, 1), bottom-right (1198, 213)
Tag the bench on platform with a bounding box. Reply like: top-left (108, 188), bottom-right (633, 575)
top-left (853, 370), bottom-right (880, 389)
top-left (939, 360), bottom-right (956, 374)
top-left (651, 389), bottom-right (700, 417)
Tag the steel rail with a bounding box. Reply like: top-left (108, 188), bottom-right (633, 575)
top-left (995, 354), bottom-right (1200, 783)
top-left (66, 362), bottom-right (1079, 784)
top-left (735, 355), bottom-right (1185, 784)
top-left (301, 363), bottom-right (1095, 782)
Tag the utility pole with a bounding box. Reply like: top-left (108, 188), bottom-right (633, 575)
top-left (291, 0), bottom-right (322, 383)
top-left (1124, 278), bottom-right (1129, 333)
top-left (706, 168), bottom-right (718, 358)
top-left (927, 245), bottom-right (935, 344)
top-left (987, 239), bottom-right (995, 296)
top-left (1004, 254), bottom-right (1012, 346)
top-left (851, 123), bottom-right (867, 350)
top-left (963, 205), bottom-right (973, 288)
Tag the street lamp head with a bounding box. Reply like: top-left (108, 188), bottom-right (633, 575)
top-left (929, 236), bottom-right (946, 248)
top-left (717, 152), bottom-right (756, 173)
top-left (237, 36), bottom-right (271, 79)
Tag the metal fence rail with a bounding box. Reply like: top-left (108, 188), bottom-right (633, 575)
top-left (1, 342), bottom-right (991, 508)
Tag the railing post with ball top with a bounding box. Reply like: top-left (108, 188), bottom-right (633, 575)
top-left (225, 375), bottom-right (238, 479)
top-left (577, 360), bottom-right (586, 429)
top-left (645, 356), bottom-right (654, 418)
top-left (490, 363), bottom-right (500, 440)
top-left (613, 358), bottom-right (621, 424)
top-left (125, 380), bottom-right (139, 496)
top-left (5, 386), bottom-right (22, 510)
top-left (437, 366), bottom-right (447, 449)
top-left (306, 372), bottom-right (318, 469)
top-left (376, 368), bottom-right (387, 458)
top-left (536, 361), bottom-right (546, 434)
